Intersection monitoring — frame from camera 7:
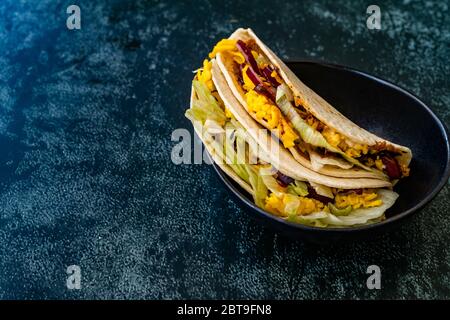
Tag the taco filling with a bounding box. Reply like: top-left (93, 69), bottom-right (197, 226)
top-left (186, 68), bottom-right (398, 227)
top-left (209, 38), bottom-right (410, 180)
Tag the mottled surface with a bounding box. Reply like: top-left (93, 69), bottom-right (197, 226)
top-left (0, 0), bottom-right (449, 299)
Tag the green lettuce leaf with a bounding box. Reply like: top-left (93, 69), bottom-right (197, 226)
top-left (246, 166), bottom-right (268, 208)
top-left (290, 189), bottom-right (398, 227)
top-left (327, 203), bottom-right (352, 216)
top-left (309, 181), bottom-right (334, 198)
top-left (185, 81), bottom-right (227, 125)
top-left (260, 170), bottom-right (286, 196)
top-left (286, 181), bottom-right (309, 197)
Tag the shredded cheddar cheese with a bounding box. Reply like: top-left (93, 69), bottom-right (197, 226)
top-left (246, 90), bottom-right (279, 128)
top-left (196, 59), bottom-right (214, 91)
top-left (322, 127), bottom-right (342, 147)
top-left (209, 39), bottom-right (244, 64)
top-left (335, 191), bottom-right (382, 210)
top-left (278, 118), bottom-right (299, 148)
top-left (375, 158), bottom-right (384, 171)
top-left (265, 193), bottom-right (325, 217)
top-left (322, 127), bottom-right (369, 158)
top-left (242, 65), bottom-right (255, 91)
top-left (224, 107), bottom-right (233, 119)
top-left (245, 90), bottom-right (298, 148)
top-left (270, 70), bottom-right (283, 84)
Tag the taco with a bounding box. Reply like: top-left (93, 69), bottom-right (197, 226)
top-left (185, 59), bottom-right (398, 228)
top-left (209, 28), bottom-right (412, 182)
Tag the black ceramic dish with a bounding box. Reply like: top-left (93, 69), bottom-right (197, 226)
top-left (211, 61), bottom-right (450, 243)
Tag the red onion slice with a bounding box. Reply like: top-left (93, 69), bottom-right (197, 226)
top-left (307, 186), bottom-right (334, 204)
top-left (245, 66), bottom-right (263, 87)
top-left (236, 40), bottom-right (260, 75)
top-left (254, 84), bottom-right (276, 102)
top-left (261, 66), bottom-right (280, 87)
top-left (275, 171), bottom-right (294, 187)
top-left (381, 156), bottom-right (401, 179)
top-left (245, 67), bottom-right (276, 102)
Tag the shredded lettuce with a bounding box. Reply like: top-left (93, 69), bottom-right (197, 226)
top-left (282, 194), bottom-right (301, 216)
top-left (255, 53), bottom-right (270, 67)
top-left (245, 165), bottom-right (268, 208)
top-left (187, 81), bottom-right (249, 184)
top-left (319, 190), bottom-right (398, 227)
top-left (203, 122), bottom-right (249, 185)
top-left (185, 81), bottom-right (227, 125)
top-left (276, 85), bottom-right (329, 147)
top-left (287, 211), bottom-right (328, 227)
top-left (322, 189), bottom-right (398, 227)
top-left (224, 136), bottom-right (249, 183)
top-left (235, 135), bottom-right (247, 165)
top-left (309, 181), bottom-right (334, 199)
top-left (265, 178), bottom-right (397, 227)
top-left (249, 161), bottom-right (396, 227)
top-left (260, 171), bottom-right (286, 196)
top-left (327, 203), bottom-right (352, 216)
top-left (309, 150), bottom-right (353, 171)
top-left (286, 181), bottom-right (309, 197)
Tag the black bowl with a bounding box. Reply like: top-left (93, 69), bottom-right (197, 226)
top-left (211, 60), bottom-right (450, 243)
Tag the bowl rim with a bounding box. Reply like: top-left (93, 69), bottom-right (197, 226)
top-left (210, 59), bottom-right (450, 233)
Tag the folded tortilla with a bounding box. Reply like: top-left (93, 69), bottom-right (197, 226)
top-left (187, 72), bottom-right (398, 227)
top-left (210, 60), bottom-right (390, 189)
top-left (214, 28), bottom-right (412, 182)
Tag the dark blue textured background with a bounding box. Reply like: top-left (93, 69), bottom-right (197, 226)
top-left (0, 0), bottom-right (449, 299)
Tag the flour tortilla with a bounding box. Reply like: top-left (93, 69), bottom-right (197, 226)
top-left (210, 60), bottom-right (391, 189)
top-left (215, 28), bottom-right (412, 177)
